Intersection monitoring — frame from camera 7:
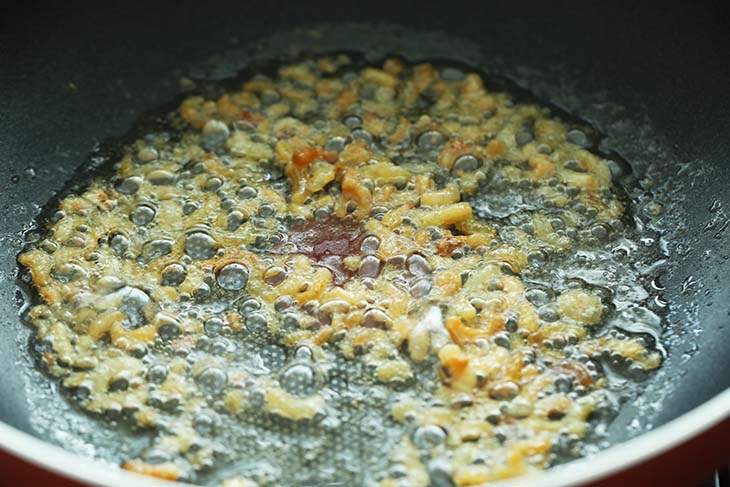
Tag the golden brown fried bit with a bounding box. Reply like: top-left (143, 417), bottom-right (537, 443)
top-left (19, 55), bottom-right (662, 485)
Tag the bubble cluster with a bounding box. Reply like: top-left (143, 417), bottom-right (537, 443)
top-left (17, 54), bottom-right (668, 486)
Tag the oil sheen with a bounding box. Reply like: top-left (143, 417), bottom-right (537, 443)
top-left (18, 54), bottom-right (669, 487)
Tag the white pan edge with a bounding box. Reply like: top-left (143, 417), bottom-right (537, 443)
top-left (1, 386), bottom-right (730, 487)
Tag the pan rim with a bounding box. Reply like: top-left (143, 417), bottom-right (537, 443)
top-left (1, 386), bottom-right (730, 486)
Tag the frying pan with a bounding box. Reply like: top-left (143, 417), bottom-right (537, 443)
top-left (1, 1), bottom-right (730, 486)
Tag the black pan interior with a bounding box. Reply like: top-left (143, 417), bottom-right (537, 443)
top-left (1, 0), bottom-right (729, 472)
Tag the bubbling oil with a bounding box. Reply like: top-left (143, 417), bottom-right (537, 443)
top-left (17, 53), bottom-right (670, 486)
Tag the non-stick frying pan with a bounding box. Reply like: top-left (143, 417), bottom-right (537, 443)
top-left (1, 1), bottom-right (730, 486)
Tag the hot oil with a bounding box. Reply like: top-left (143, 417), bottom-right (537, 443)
top-left (17, 53), bottom-right (671, 486)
